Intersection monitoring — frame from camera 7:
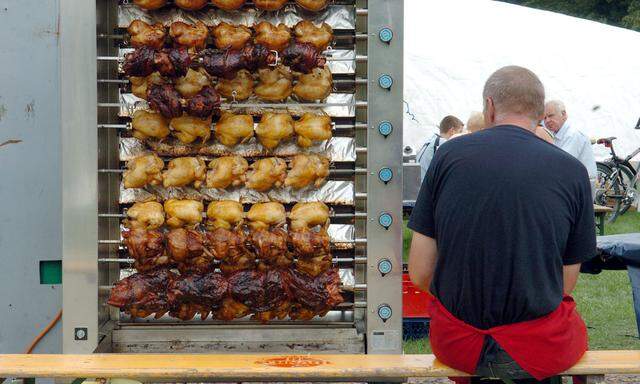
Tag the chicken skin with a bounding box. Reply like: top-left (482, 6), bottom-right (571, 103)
top-left (293, 66), bottom-right (332, 101)
top-left (206, 156), bottom-right (249, 189)
top-left (175, 68), bottom-right (211, 98)
top-left (289, 202), bottom-right (330, 230)
top-left (175, 0), bottom-right (208, 10)
top-left (128, 20), bottom-right (166, 49)
top-left (254, 0), bottom-right (287, 10)
top-left (293, 112), bottom-right (332, 147)
top-left (211, 22), bottom-right (252, 50)
top-left (284, 154), bottom-right (329, 189)
top-left (170, 21), bottom-right (209, 50)
top-left (206, 200), bottom-right (244, 229)
top-left (255, 113), bottom-right (294, 149)
top-left (214, 112), bottom-right (254, 147)
top-left (132, 110), bottom-right (170, 141)
top-left (123, 153), bottom-right (165, 189)
top-left (123, 228), bottom-right (170, 272)
top-left (124, 201), bottom-right (165, 230)
top-left (170, 115), bottom-right (212, 144)
top-left (245, 158), bottom-right (287, 192)
top-left (133, 0), bottom-right (168, 10)
top-left (162, 157), bottom-right (207, 188)
top-left (130, 72), bottom-right (164, 100)
top-left (295, 0), bottom-right (328, 12)
top-left (215, 69), bottom-right (254, 101)
top-left (211, 0), bottom-right (246, 11)
top-left (164, 199), bottom-right (204, 228)
top-left (254, 66), bottom-right (293, 102)
top-left (254, 22), bottom-right (291, 52)
top-left (294, 21), bottom-right (333, 51)
top-left (247, 202), bottom-right (286, 229)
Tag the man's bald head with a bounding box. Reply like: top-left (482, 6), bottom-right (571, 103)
top-left (467, 111), bottom-right (485, 133)
top-left (482, 66), bottom-right (545, 129)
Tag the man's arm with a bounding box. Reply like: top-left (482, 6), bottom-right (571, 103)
top-left (408, 231), bottom-right (438, 293)
top-left (563, 263), bottom-right (582, 295)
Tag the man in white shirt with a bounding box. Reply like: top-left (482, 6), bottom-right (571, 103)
top-left (544, 100), bottom-right (597, 197)
top-left (416, 115), bottom-right (464, 181)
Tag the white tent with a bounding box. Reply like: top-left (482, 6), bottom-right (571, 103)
top-left (404, 0), bottom-right (640, 160)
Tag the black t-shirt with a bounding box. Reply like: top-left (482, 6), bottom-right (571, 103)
top-left (408, 125), bottom-right (596, 329)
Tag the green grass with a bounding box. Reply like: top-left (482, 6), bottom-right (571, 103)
top-left (403, 211), bottom-right (640, 353)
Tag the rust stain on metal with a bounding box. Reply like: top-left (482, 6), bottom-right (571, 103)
top-left (256, 355), bottom-right (329, 368)
top-left (0, 139), bottom-right (22, 148)
top-left (25, 100), bottom-right (35, 119)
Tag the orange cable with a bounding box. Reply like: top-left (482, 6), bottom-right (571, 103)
top-left (24, 310), bottom-right (62, 354)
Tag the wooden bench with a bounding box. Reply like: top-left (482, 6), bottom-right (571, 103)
top-left (594, 204), bottom-right (614, 236)
top-left (1, 351), bottom-right (639, 383)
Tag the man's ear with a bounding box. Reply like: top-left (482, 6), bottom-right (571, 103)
top-left (483, 97), bottom-right (495, 127)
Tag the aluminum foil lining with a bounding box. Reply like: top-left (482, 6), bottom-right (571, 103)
top-left (119, 180), bottom-right (354, 205)
top-left (119, 92), bottom-right (356, 118)
top-left (118, 4), bottom-right (356, 30)
top-left (119, 136), bottom-right (355, 161)
top-left (119, 48), bottom-right (355, 74)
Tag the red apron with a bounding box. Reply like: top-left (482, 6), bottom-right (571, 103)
top-left (427, 295), bottom-right (588, 382)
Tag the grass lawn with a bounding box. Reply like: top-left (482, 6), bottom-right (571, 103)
top-left (402, 211), bottom-right (640, 353)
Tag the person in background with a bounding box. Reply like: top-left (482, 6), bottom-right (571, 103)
top-left (544, 100), bottom-right (597, 195)
top-left (416, 115), bottom-right (464, 181)
top-left (409, 66), bottom-right (594, 383)
top-left (467, 111), bottom-right (486, 133)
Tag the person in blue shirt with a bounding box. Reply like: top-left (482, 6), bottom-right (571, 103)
top-left (416, 115), bottom-right (464, 182)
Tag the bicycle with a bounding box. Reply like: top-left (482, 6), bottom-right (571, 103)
top-left (594, 136), bottom-right (640, 222)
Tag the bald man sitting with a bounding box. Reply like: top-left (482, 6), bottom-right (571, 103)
top-left (409, 66), bottom-right (594, 383)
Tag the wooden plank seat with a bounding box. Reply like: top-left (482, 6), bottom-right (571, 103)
top-left (1, 351), bottom-right (639, 382)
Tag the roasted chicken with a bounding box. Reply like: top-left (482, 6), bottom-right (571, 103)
top-left (123, 229), bottom-right (169, 272)
top-left (148, 84), bottom-right (183, 118)
top-left (294, 112), bottom-right (332, 147)
top-left (254, 66), bottom-right (293, 101)
top-left (206, 228), bottom-right (254, 274)
top-left (245, 158), bottom-right (287, 192)
top-left (214, 112), bottom-right (254, 147)
top-left (295, 0), bottom-right (329, 12)
top-left (131, 110), bottom-right (171, 141)
top-left (175, 68), bottom-right (211, 98)
top-left (215, 69), bottom-right (254, 101)
top-left (167, 228), bottom-right (213, 273)
top-left (124, 47), bottom-right (191, 78)
top-left (295, 253), bottom-right (333, 277)
top-left (255, 113), bottom-right (294, 149)
top-left (167, 271), bottom-right (228, 320)
top-left (170, 21), bottom-right (209, 50)
top-left (211, 22), bottom-right (252, 50)
top-left (247, 202), bottom-right (286, 229)
top-left (123, 46), bottom-right (156, 77)
top-left (284, 154), bottom-right (330, 189)
top-left (216, 296), bottom-right (250, 320)
top-left (283, 42), bottom-right (326, 73)
top-left (254, 22), bottom-right (291, 52)
top-left (175, 0), bottom-right (208, 10)
top-left (287, 268), bottom-right (343, 320)
top-left (162, 157), bottom-right (207, 188)
top-left (186, 86), bottom-right (221, 118)
top-left (170, 115), bottom-right (212, 144)
top-left (123, 153), bottom-right (165, 189)
top-left (107, 269), bottom-right (176, 319)
top-left (124, 201), bottom-right (165, 230)
top-left (202, 44), bottom-right (274, 79)
top-left (294, 21), bottom-right (333, 51)
top-left (128, 20), bottom-right (166, 49)
top-left (211, 0), bottom-right (246, 11)
top-left (289, 228), bottom-right (330, 258)
top-left (250, 228), bottom-right (292, 269)
top-left (289, 201), bottom-right (332, 276)
top-left (130, 72), bottom-right (164, 100)
top-left (289, 201), bottom-right (330, 230)
top-left (254, 0), bottom-right (288, 11)
top-left (293, 66), bottom-right (332, 101)
top-left (133, 0), bottom-right (168, 10)
top-left (206, 156), bottom-right (249, 189)
top-left (164, 199), bottom-right (204, 228)
top-left (206, 200), bottom-right (244, 229)
top-left (227, 270), bottom-right (291, 322)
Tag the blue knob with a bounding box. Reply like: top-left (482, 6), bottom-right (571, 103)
top-left (378, 74), bottom-right (393, 90)
top-left (379, 213), bottom-right (393, 229)
top-left (378, 304), bottom-right (393, 321)
top-left (378, 121), bottom-right (393, 137)
top-left (379, 27), bottom-right (394, 43)
top-left (378, 259), bottom-right (393, 275)
top-left (378, 167), bottom-right (393, 183)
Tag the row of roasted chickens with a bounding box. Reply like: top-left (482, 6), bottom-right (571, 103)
top-left (131, 110), bottom-right (332, 148)
top-left (134, 0), bottom-right (330, 12)
top-left (107, 267), bottom-right (344, 322)
top-left (125, 153), bottom-right (329, 191)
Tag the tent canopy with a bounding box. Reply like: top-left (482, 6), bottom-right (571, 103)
top-left (404, 0), bottom-right (640, 159)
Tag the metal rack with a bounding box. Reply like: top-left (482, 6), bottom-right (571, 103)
top-left (62, 0), bottom-right (403, 354)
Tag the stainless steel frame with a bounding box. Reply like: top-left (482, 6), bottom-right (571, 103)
top-left (63, 0), bottom-right (404, 355)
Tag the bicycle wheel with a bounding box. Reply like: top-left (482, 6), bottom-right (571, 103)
top-left (595, 162), bottom-right (622, 222)
top-left (616, 165), bottom-right (637, 217)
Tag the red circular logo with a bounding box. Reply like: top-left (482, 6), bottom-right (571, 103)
top-left (256, 355), bottom-right (329, 368)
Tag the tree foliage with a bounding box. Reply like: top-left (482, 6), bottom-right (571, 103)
top-left (500, 0), bottom-right (640, 31)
